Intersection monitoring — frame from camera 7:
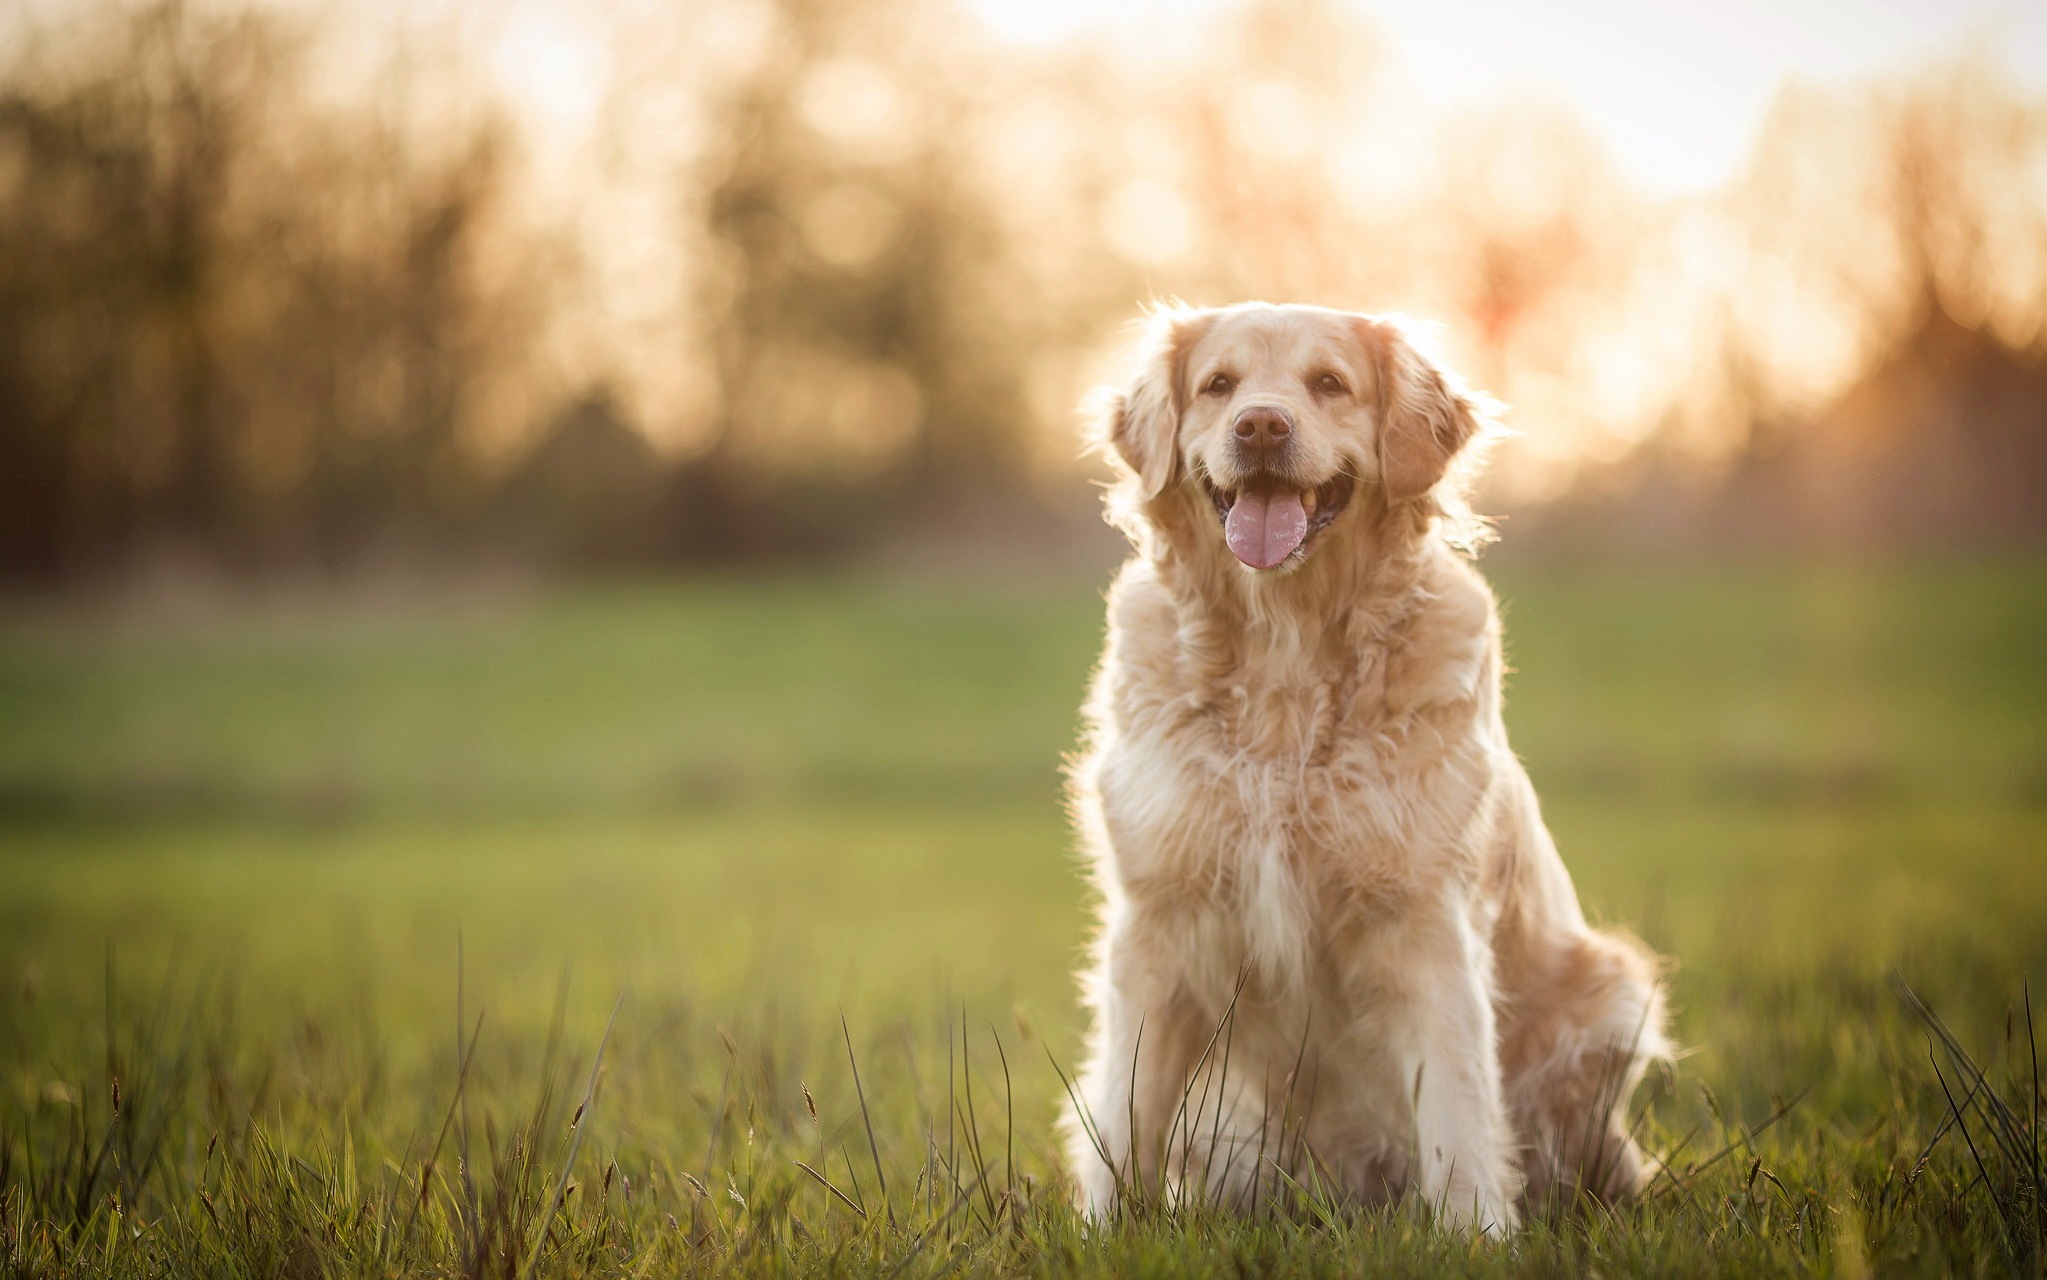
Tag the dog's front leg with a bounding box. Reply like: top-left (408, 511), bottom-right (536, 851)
top-left (1066, 905), bottom-right (1204, 1219)
top-left (1388, 901), bottom-right (1520, 1236)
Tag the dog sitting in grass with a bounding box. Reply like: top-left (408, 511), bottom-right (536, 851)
top-left (1062, 303), bottom-right (1669, 1234)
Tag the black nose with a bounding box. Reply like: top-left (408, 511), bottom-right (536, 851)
top-left (1232, 405), bottom-right (1293, 456)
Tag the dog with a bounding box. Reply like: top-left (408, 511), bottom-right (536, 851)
top-left (1063, 302), bottom-right (1669, 1235)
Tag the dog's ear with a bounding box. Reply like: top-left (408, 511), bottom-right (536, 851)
top-left (1366, 319), bottom-right (1491, 506)
top-left (1093, 307), bottom-right (1212, 501)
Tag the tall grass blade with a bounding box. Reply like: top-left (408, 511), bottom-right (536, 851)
top-left (519, 993), bottom-right (624, 1280)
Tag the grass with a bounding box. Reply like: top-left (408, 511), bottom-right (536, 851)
top-left (1, 558), bottom-right (2044, 1276)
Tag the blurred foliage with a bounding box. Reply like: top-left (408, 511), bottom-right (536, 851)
top-left (1, 0), bottom-right (2045, 585)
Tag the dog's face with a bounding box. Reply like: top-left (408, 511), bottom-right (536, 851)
top-left (1098, 303), bottom-right (1489, 572)
top-left (1180, 308), bottom-right (1376, 570)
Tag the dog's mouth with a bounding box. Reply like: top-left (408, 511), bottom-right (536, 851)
top-left (1201, 472), bottom-right (1356, 570)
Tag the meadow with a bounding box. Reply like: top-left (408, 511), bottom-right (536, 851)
top-left (2, 558), bottom-right (2044, 1277)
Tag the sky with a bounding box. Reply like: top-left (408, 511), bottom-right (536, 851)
top-left (961, 0), bottom-right (2047, 192)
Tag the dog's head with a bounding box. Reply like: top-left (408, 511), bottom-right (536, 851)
top-left (1092, 303), bottom-right (1497, 572)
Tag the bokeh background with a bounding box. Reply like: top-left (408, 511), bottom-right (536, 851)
top-left (3, 0), bottom-right (2046, 1274)
top-left (5, 0), bottom-right (2047, 580)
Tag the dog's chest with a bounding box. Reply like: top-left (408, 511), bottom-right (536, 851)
top-left (1099, 678), bottom-right (1470, 919)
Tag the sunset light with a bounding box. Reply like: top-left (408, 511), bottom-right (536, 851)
top-left (963, 0), bottom-right (2047, 191)
top-left (5, 0), bottom-right (2045, 534)
top-left (6, 1), bottom-right (2047, 1273)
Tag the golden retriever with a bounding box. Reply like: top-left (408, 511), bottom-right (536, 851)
top-left (1063, 302), bottom-right (1669, 1234)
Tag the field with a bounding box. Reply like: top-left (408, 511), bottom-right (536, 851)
top-left (3, 559), bottom-right (2045, 1277)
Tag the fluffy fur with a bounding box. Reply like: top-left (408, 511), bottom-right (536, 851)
top-left (1063, 302), bottom-right (1670, 1235)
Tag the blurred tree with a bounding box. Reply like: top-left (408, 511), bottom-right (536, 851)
top-left (663, 0), bottom-right (1042, 560)
top-left (0, 0), bottom-right (550, 581)
top-left (1, 0), bottom-right (2044, 585)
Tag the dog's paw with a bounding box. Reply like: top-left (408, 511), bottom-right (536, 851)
top-left (1433, 1182), bottom-right (1520, 1239)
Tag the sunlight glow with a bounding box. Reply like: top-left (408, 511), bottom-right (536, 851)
top-left (960, 0), bottom-right (2047, 192)
top-left (491, 9), bottom-right (607, 143)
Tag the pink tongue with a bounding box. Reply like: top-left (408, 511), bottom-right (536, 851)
top-left (1225, 488), bottom-right (1309, 570)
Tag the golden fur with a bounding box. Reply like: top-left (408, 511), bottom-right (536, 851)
top-left (1063, 302), bottom-right (1670, 1234)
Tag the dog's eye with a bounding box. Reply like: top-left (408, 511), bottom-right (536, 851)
top-left (1202, 372), bottom-right (1236, 396)
top-left (1312, 372), bottom-right (1347, 396)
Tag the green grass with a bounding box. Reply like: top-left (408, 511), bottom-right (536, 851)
top-left (2, 560), bottom-right (2044, 1276)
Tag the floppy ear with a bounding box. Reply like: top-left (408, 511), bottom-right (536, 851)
top-left (1368, 320), bottom-right (1490, 506)
top-left (1094, 308), bottom-right (1211, 501)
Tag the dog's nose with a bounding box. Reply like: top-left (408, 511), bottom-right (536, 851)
top-left (1232, 405), bottom-right (1293, 455)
